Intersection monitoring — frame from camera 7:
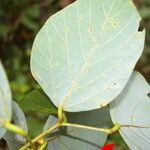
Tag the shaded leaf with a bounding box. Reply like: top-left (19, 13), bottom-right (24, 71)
top-left (66, 107), bottom-right (113, 128)
top-left (18, 88), bottom-right (57, 114)
top-left (21, 6), bottom-right (40, 30)
top-left (110, 72), bottom-right (150, 149)
top-left (0, 24), bottom-right (12, 37)
top-left (23, 6), bottom-right (40, 18)
top-left (21, 15), bottom-right (39, 30)
top-left (44, 107), bottom-right (113, 150)
top-left (4, 101), bottom-right (28, 150)
top-left (27, 115), bottom-right (45, 138)
top-left (31, 0), bottom-right (145, 112)
top-left (0, 60), bottom-right (12, 139)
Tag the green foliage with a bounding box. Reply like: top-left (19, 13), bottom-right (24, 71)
top-left (0, 0), bottom-right (59, 101)
top-left (26, 115), bottom-right (45, 139)
top-left (20, 6), bottom-right (40, 30)
top-left (18, 88), bottom-right (57, 115)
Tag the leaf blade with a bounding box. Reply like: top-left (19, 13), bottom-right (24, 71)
top-left (31, 0), bottom-right (145, 112)
top-left (110, 72), bottom-right (150, 149)
top-left (4, 101), bottom-right (28, 150)
top-left (0, 60), bottom-right (12, 138)
top-left (44, 107), bottom-right (112, 150)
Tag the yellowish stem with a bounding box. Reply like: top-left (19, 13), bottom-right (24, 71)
top-left (58, 106), bottom-right (63, 122)
top-left (19, 123), bottom-right (61, 150)
top-left (62, 123), bottom-right (121, 135)
top-left (4, 121), bottom-right (36, 149)
top-left (4, 121), bottom-right (27, 137)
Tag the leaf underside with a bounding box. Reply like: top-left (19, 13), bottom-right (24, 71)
top-left (31, 0), bottom-right (145, 112)
top-left (4, 101), bottom-right (28, 150)
top-left (44, 107), bottom-right (112, 150)
top-left (110, 72), bottom-right (150, 150)
top-left (0, 61), bottom-right (12, 138)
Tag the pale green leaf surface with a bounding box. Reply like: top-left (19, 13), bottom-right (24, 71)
top-left (44, 107), bottom-right (112, 150)
top-left (4, 101), bottom-right (28, 150)
top-left (31, 0), bottom-right (145, 112)
top-left (0, 61), bottom-right (12, 138)
top-left (110, 72), bottom-right (150, 150)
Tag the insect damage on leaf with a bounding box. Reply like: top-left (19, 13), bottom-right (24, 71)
top-left (31, 0), bottom-right (145, 112)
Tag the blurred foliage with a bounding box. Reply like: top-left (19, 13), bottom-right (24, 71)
top-left (0, 0), bottom-right (61, 101)
top-left (134, 0), bottom-right (150, 82)
top-left (0, 0), bottom-right (150, 149)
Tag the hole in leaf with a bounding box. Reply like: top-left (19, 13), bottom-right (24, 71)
top-left (138, 20), bottom-right (144, 32)
top-left (147, 93), bottom-right (150, 98)
top-left (113, 82), bottom-right (116, 86)
top-left (112, 20), bottom-right (119, 28)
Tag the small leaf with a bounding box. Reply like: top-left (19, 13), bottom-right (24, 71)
top-left (110, 72), bottom-right (150, 149)
top-left (44, 107), bottom-right (113, 150)
top-left (23, 6), bottom-right (40, 18)
top-left (0, 60), bottom-right (12, 139)
top-left (31, 0), bottom-right (145, 112)
top-left (0, 24), bottom-right (12, 37)
top-left (21, 6), bottom-right (40, 30)
top-left (4, 101), bottom-right (28, 150)
top-left (18, 88), bottom-right (57, 114)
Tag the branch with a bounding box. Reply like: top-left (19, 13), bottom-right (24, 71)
top-left (19, 123), bottom-right (61, 150)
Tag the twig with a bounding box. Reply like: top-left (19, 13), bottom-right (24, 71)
top-left (19, 123), bottom-right (60, 150)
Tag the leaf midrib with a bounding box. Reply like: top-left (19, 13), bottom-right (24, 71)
top-left (61, 0), bottom-right (117, 107)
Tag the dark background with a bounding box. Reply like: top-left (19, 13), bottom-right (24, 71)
top-left (0, 0), bottom-right (150, 149)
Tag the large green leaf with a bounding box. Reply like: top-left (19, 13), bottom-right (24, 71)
top-left (0, 61), bottom-right (12, 138)
top-left (44, 107), bottom-right (112, 150)
top-left (4, 101), bottom-right (28, 150)
top-left (31, 0), bottom-right (145, 112)
top-left (110, 72), bottom-right (150, 149)
top-left (18, 88), bottom-right (57, 114)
